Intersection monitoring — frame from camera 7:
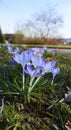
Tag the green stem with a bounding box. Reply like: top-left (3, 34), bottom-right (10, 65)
top-left (22, 68), bottom-right (25, 90)
top-left (51, 79), bottom-right (54, 85)
top-left (30, 76), bottom-right (35, 86)
top-left (29, 76), bottom-right (41, 93)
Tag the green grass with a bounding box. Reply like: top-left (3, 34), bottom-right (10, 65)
top-left (0, 46), bottom-right (71, 130)
top-left (1, 43), bottom-right (71, 49)
top-left (22, 44), bottom-right (71, 49)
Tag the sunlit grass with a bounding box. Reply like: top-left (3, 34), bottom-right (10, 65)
top-left (0, 45), bottom-right (71, 130)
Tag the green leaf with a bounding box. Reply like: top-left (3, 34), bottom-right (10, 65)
top-left (51, 120), bottom-right (59, 130)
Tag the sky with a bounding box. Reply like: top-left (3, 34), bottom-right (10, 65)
top-left (0, 0), bottom-right (71, 38)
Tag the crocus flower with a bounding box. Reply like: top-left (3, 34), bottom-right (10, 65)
top-left (12, 47), bottom-right (60, 96)
top-left (10, 60), bottom-right (16, 65)
top-left (52, 67), bottom-right (60, 79)
top-left (14, 51), bottom-right (32, 67)
top-left (42, 46), bottom-right (56, 53)
top-left (24, 64), bottom-right (42, 77)
top-left (8, 46), bottom-right (19, 55)
top-left (31, 55), bottom-right (45, 68)
top-left (13, 50), bottom-right (33, 90)
top-left (30, 47), bottom-right (44, 57)
top-left (25, 64), bottom-right (43, 78)
top-left (8, 46), bottom-right (13, 53)
top-left (24, 64), bottom-right (43, 93)
top-left (13, 47), bottom-right (19, 54)
top-left (3, 42), bottom-right (12, 47)
top-left (42, 60), bottom-right (56, 74)
top-left (42, 46), bottom-right (49, 51)
top-left (42, 60), bottom-right (60, 85)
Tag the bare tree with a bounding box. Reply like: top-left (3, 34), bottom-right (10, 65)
top-left (14, 5), bottom-right (63, 45)
top-left (33, 6), bottom-right (63, 38)
top-left (24, 6), bottom-right (63, 38)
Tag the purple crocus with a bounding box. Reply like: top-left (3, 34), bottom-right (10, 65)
top-left (42, 60), bottom-right (56, 74)
top-left (52, 67), bottom-right (60, 79)
top-left (24, 64), bottom-right (43, 78)
top-left (10, 60), bottom-right (16, 65)
top-left (41, 60), bottom-right (60, 84)
top-left (14, 50), bottom-right (32, 67)
top-left (42, 46), bottom-right (56, 53)
top-left (8, 46), bottom-right (19, 54)
top-left (13, 50), bottom-right (33, 90)
top-left (13, 47), bottom-right (19, 54)
top-left (51, 67), bottom-right (60, 85)
top-left (12, 47), bottom-right (60, 93)
top-left (30, 47), bottom-right (44, 57)
top-left (8, 46), bottom-right (13, 53)
top-left (42, 46), bottom-right (50, 51)
top-left (24, 64), bottom-right (43, 93)
top-left (3, 42), bottom-right (12, 47)
top-left (31, 55), bottom-right (45, 68)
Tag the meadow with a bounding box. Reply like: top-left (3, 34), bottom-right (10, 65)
top-left (0, 43), bottom-right (71, 130)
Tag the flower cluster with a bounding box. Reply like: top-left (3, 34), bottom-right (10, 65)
top-left (13, 48), bottom-right (60, 95)
top-left (3, 42), bottom-right (20, 55)
top-left (2, 43), bottom-right (60, 102)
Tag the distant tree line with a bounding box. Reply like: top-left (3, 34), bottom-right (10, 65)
top-left (0, 5), bottom-right (63, 45)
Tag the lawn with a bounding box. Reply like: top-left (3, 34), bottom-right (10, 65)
top-left (0, 44), bottom-right (71, 130)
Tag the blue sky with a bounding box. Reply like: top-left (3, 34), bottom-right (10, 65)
top-left (0, 0), bottom-right (71, 38)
